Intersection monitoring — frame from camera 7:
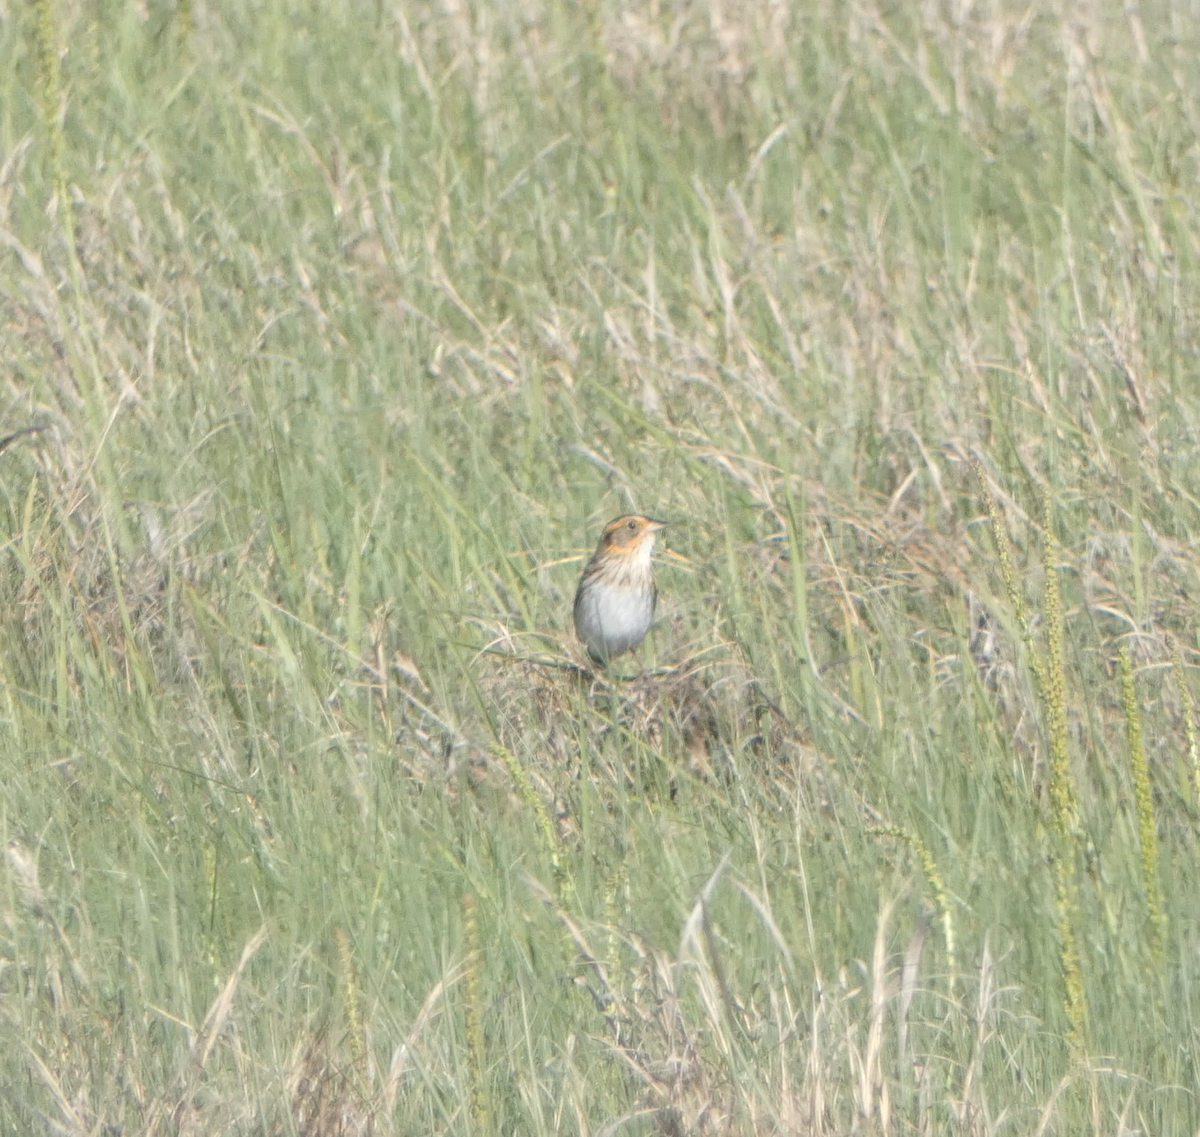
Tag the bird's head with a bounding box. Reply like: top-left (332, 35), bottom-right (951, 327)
top-left (599, 514), bottom-right (667, 559)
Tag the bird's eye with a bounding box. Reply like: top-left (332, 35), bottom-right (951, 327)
top-left (627, 519), bottom-right (637, 530)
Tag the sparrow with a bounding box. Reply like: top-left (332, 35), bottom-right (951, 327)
top-left (573, 514), bottom-right (666, 664)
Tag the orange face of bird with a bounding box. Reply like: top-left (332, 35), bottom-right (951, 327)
top-left (598, 514), bottom-right (668, 553)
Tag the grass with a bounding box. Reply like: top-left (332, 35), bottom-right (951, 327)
top-left (2, 0), bottom-right (1200, 1132)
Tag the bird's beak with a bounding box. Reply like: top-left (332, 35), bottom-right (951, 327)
top-left (646, 519), bottom-right (668, 532)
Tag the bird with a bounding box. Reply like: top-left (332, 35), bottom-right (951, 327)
top-left (573, 514), bottom-right (667, 665)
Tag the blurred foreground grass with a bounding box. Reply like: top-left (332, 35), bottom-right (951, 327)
top-left (3, 0), bottom-right (1200, 1132)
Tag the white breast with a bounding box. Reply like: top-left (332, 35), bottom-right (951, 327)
top-left (575, 580), bottom-right (656, 660)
